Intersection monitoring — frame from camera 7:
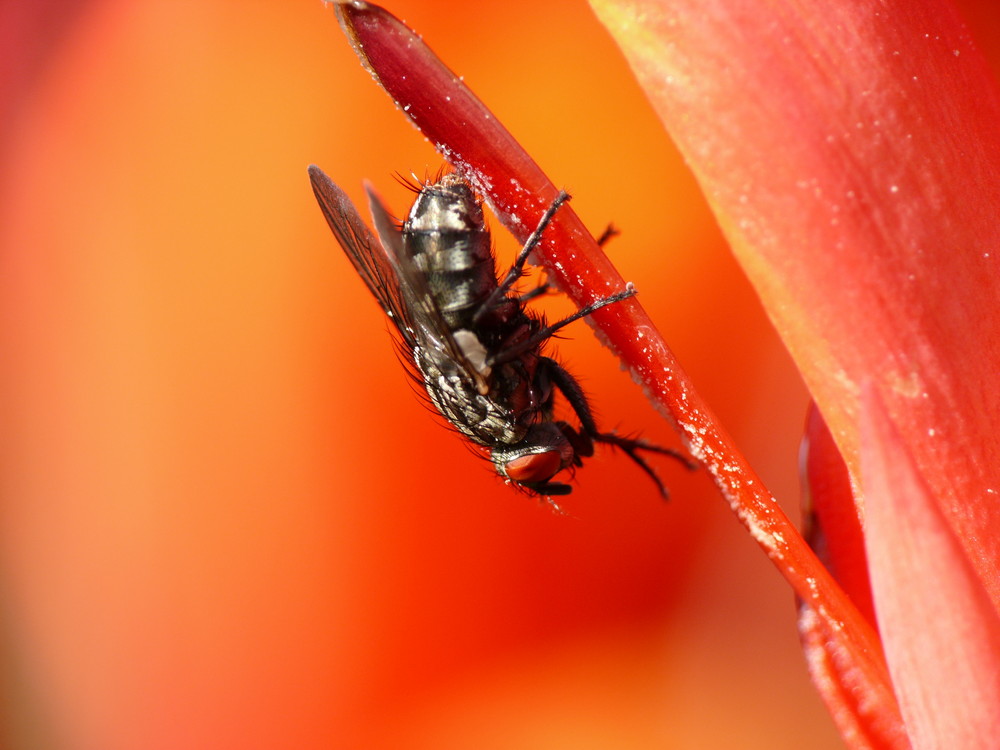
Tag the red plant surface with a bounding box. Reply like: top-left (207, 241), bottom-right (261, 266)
top-left (335, 0), bottom-right (1000, 746)
top-left (2, 0), bottom-right (998, 747)
top-left (593, 0), bottom-right (1000, 746)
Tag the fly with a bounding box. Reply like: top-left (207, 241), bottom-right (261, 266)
top-left (307, 165), bottom-right (693, 497)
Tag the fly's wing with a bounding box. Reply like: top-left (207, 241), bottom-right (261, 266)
top-left (365, 183), bottom-right (490, 393)
top-left (308, 165), bottom-right (417, 347)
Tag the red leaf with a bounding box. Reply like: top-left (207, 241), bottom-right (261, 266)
top-left (333, 0), bottom-right (619, 304)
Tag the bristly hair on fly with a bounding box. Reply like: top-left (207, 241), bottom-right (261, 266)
top-left (308, 163), bottom-right (695, 498)
top-left (392, 166), bottom-right (449, 196)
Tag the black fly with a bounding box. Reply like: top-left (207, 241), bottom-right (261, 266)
top-left (308, 166), bottom-right (692, 497)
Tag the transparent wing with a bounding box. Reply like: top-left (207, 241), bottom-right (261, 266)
top-left (308, 165), bottom-right (486, 391)
top-left (308, 165), bottom-right (417, 346)
top-left (364, 182), bottom-right (479, 379)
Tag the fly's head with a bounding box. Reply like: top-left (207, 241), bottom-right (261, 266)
top-left (491, 422), bottom-right (578, 496)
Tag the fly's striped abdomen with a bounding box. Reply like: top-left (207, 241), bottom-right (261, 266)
top-left (404, 174), bottom-right (497, 330)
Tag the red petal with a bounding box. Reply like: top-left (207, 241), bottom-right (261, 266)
top-left (861, 386), bottom-right (1000, 747)
top-left (332, 4), bottom-right (903, 737)
top-left (590, 0), bottom-right (1000, 613)
top-left (0, 4), bottom-right (92, 136)
top-left (800, 405), bottom-right (910, 747)
top-left (802, 402), bottom-right (875, 627)
top-left (333, 3), bottom-right (555, 232)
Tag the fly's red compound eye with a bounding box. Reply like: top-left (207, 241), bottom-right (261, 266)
top-left (503, 450), bottom-right (563, 484)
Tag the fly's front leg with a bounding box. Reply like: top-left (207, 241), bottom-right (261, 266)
top-left (473, 191), bottom-right (571, 324)
top-left (540, 357), bottom-right (695, 499)
top-left (516, 222), bottom-right (618, 307)
top-left (489, 286), bottom-right (637, 367)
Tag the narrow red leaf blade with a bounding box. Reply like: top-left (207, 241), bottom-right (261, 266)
top-left (798, 604), bottom-right (911, 750)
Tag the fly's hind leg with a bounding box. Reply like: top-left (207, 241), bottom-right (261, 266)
top-left (541, 357), bottom-right (696, 498)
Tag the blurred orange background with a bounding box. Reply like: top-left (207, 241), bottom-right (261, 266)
top-left (2, 1), bottom-right (997, 748)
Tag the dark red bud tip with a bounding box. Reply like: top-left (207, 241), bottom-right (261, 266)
top-left (504, 451), bottom-right (563, 484)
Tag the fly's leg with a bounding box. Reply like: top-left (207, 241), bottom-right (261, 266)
top-left (517, 223), bottom-right (617, 307)
top-left (489, 286), bottom-right (637, 366)
top-left (541, 357), bottom-right (696, 498)
top-left (477, 188), bottom-right (624, 321)
top-left (473, 191), bottom-right (571, 324)
top-left (595, 224), bottom-right (620, 247)
top-left (517, 283), bottom-right (551, 304)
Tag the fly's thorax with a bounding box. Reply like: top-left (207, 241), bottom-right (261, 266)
top-left (404, 174), bottom-right (498, 329)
